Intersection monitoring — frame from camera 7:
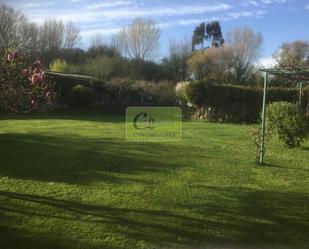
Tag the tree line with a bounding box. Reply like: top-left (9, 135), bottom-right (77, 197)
top-left (1, 3), bottom-right (309, 86)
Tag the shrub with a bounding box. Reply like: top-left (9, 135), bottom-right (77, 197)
top-left (175, 81), bottom-right (190, 107)
top-left (49, 59), bottom-right (79, 73)
top-left (82, 55), bottom-right (127, 80)
top-left (182, 80), bottom-right (309, 122)
top-left (266, 102), bottom-right (309, 147)
top-left (0, 50), bottom-right (55, 113)
top-left (149, 81), bottom-right (176, 106)
top-left (68, 85), bottom-right (96, 109)
top-left (185, 81), bottom-right (208, 108)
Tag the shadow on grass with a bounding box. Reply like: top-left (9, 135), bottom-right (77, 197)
top-left (301, 146), bottom-right (309, 151)
top-left (0, 133), bottom-right (184, 184)
top-left (0, 187), bottom-right (308, 249)
top-left (0, 112), bottom-right (124, 123)
top-left (180, 185), bottom-right (309, 247)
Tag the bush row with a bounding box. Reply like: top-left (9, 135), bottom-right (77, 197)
top-left (51, 75), bottom-right (308, 122)
top-left (52, 76), bottom-right (177, 113)
top-left (182, 81), bottom-right (309, 122)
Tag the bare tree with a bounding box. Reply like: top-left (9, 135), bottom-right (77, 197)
top-left (227, 27), bottom-right (263, 83)
top-left (274, 40), bottom-right (309, 68)
top-left (39, 19), bottom-right (64, 52)
top-left (0, 4), bottom-right (25, 52)
top-left (116, 18), bottom-right (161, 60)
top-left (111, 31), bottom-right (125, 57)
top-left (20, 22), bottom-right (39, 56)
top-left (168, 38), bottom-right (191, 81)
top-left (64, 21), bottom-right (81, 49)
top-left (90, 33), bottom-right (105, 48)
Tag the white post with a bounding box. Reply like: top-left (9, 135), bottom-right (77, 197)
top-left (260, 73), bottom-right (268, 165)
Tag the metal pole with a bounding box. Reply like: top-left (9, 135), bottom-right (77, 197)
top-left (260, 73), bottom-right (268, 165)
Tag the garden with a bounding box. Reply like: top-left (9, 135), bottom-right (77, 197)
top-left (1, 2), bottom-right (309, 249)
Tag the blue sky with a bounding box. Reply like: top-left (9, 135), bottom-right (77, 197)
top-left (1, 0), bottom-right (309, 65)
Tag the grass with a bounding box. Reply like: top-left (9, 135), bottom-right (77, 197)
top-left (0, 113), bottom-right (308, 249)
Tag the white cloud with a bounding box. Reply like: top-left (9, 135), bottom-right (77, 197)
top-left (81, 27), bottom-right (120, 36)
top-left (158, 9), bottom-right (267, 29)
top-left (243, 0), bottom-right (289, 7)
top-left (243, 1), bottom-right (260, 7)
top-left (227, 11), bottom-right (255, 19)
top-left (23, 2), bottom-right (233, 25)
top-left (86, 1), bottom-right (134, 10)
top-left (260, 0), bottom-right (288, 4)
top-left (256, 57), bottom-right (277, 68)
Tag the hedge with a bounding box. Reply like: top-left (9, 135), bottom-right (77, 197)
top-left (51, 76), bottom-right (176, 113)
top-left (185, 81), bottom-right (309, 122)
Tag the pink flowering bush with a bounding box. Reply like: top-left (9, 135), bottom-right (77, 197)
top-left (0, 50), bottom-right (55, 112)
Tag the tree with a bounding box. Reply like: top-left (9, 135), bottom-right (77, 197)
top-left (163, 38), bottom-right (191, 82)
top-left (187, 46), bottom-right (233, 83)
top-left (115, 18), bottom-right (161, 61)
top-left (38, 19), bottom-right (64, 64)
top-left (192, 22), bottom-right (206, 50)
top-left (0, 4), bottom-right (25, 53)
top-left (274, 41), bottom-right (309, 68)
top-left (227, 27), bottom-right (263, 83)
top-left (64, 21), bottom-right (81, 49)
top-left (192, 21), bottom-right (224, 51)
top-left (19, 22), bottom-right (40, 62)
top-left (206, 21), bottom-right (224, 48)
top-left (40, 19), bottom-right (64, 51)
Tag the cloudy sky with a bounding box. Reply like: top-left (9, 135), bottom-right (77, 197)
top-left (1, 0), bottom-right (309, 65)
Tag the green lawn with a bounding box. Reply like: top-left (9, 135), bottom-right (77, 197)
top-left (0, 113), bottom-right (308, 249)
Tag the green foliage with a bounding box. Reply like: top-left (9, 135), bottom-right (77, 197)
top-left (182, 81), bottom-right (309, 122)
top-left (205, 21), bottom-right (224, 48)
top-left (68, 84), bottom-right (96, 109)
top-left (185, 80), bottom-right (208, 107)
top-left (49, 59), bottom-right (80, 73)
top-left (82, 56), bottom-right (127, 80)
top-left (187, 47), bottom-right (234, 83)
top-left (104, 79), bottom-right (176, 107)
top-left (49, 56), bottom-right (168, 82)
top-left (192, 22), bottom-right (206, 50)
top-left (266, 101), bottom-right (309, 147)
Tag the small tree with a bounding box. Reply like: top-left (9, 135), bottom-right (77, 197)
top-left (274, 40), bottom-right (309, 68)
top-left (266, 102), bottom-right (309, 147)
top-left (0, 50), bottom-right (55, 112)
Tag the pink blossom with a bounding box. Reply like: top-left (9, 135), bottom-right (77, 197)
top-left (7, 53), bottom-right (13, 63)
top-left (31, 60), bottom-right (42, 73)
top-left (7, 51), bottom-right (19, 63)
top-left (31, 73), bottom-right (44, 86)
top-left (21, 69), bottom-right (29, 78)
top-left (46, 91), bottom-right (51, 98)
